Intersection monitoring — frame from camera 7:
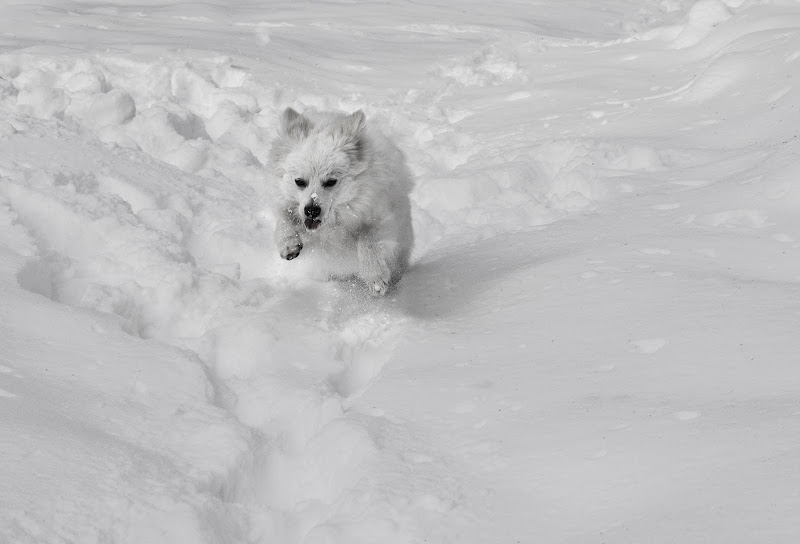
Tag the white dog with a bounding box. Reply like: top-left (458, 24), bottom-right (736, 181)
top-left (267, 107), bottom-right (414, 295)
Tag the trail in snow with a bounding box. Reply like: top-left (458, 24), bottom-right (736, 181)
top-left (0, 113), bottom-right (407, 539)
top-left (2, 0), bottom-right (800, 542)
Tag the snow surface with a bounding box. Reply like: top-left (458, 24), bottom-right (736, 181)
top-left (2, 0), bottom-right (800, 542)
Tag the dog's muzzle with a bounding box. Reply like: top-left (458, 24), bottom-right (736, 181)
top-left (304, 204), bottom-right (321, 230)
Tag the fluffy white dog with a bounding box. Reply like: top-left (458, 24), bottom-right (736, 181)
top-left (267, 107), bottom-right (414, 295)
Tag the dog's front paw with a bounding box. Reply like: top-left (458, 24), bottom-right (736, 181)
top-left (367, 276), bottom-right (389, 296)
top-left (279, 238), bottom-right (303, 260)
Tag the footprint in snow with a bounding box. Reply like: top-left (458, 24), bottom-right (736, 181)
top-left (629, 338), bottom-right (667, 354)
top-left (651, 203), bottom-right (681, 210)
top-left (639, 248), bottom-right (671, 255)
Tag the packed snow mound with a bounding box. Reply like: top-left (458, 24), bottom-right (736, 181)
top-left (672, 0), bottom-right (734, 48)
top-left (0, 39), bottom-right (625, 253)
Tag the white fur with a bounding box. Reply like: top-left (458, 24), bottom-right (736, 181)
top-left (267, 107), bottom-right (414, 295)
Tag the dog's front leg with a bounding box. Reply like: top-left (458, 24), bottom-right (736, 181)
top-left (274, 209), bottom-right (303, 260)
top-left (357, 234), bottom-right (393, 296)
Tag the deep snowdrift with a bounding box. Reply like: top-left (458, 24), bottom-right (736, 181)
top-left (2, 1), bottom-right (799, 542)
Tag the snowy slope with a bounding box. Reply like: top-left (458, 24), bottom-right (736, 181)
top-left (2, 0), bottom-right (800, 542)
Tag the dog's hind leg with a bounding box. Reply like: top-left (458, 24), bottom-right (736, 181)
top-left (357, 235), bottom-right (397, 296)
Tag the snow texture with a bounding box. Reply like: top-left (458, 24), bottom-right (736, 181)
top-left (1, 0), bottom-right (800, 542)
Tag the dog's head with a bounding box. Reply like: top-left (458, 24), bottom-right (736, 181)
top-left (270, 107), bottom-right (367, 232)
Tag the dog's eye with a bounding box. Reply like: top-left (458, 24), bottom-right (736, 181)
top-left (294, 178), bottom-right (308, 188)
top-left (322, 178), bottom-right (338, 188)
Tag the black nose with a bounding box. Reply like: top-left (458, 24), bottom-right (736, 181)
top-left (304, 204), bottom-right (321, 219)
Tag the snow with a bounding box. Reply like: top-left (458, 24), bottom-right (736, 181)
top-left (2, 0), bottom-right (800, 542)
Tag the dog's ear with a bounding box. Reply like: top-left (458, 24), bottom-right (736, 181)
top-left (280, 107), bottom-right (312, 140)
top-left (341, 110), bottom-right (367, 164)
top-left (344, 110), bottom-right (366, 137)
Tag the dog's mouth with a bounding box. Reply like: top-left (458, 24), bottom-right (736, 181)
top-left (304, 218), bottom-right (322, 230)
